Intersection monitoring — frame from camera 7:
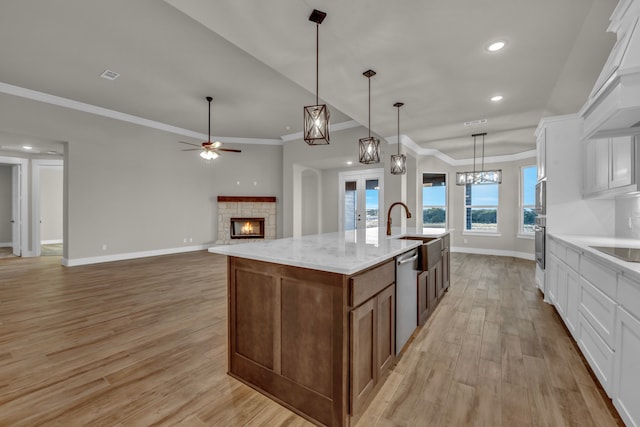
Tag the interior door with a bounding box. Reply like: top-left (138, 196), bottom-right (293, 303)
top-left (339, 170), bottom-right (384, 231)
top-left (11, 165), bottom-right (21, 256)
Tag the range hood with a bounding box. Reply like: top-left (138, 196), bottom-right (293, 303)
top-left (582, 0), bottom-right (640, 139)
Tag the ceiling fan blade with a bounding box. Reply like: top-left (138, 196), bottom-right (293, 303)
top-left (178, 141), bottom-right (202, 147)
top-left (218, 148), bottom-right (242, 153)
top-left (181, 148), bottom-right (202, 151)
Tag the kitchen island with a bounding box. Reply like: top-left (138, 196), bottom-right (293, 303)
top-left (209, 227), bottom-right (450, 426)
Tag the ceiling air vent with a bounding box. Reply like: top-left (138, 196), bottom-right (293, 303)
top-left (100, 69), bottom-right (120, 80)
top-left (464, 119), bottom-right (488, 127)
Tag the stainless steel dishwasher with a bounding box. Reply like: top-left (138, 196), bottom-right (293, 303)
top-left (395, 248), bottom-right (420, 355)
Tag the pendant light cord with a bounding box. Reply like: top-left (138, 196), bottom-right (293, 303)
top-left (397, 105), bottom-right (400, 156)
top-left (368, 77), bottom-right (371, 138)
top-left (316, 23), bottom-right (319, 106)
top-left (208, 98), bottom-right (211, 143)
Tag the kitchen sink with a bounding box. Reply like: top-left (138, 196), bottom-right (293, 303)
top-left (395, 236), bottom-right (441, 271)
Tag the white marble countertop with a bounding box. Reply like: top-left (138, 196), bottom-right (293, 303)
top-left (550, 233), bottom-right (640, 281)
top-left (208, 227), bottom-right (450, 275)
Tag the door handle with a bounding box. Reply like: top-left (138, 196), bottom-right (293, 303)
top-left (10, 220), bottom-right (15, 223)
top-left (398, 254), bottom-right (418, 265)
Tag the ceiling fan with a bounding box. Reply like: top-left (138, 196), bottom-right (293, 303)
top-left (179, 96), bottom-right (241, 160)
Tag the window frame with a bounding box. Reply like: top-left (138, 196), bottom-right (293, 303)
top-left (421, 172), bottom-right (448, 229)
top-left (519, 164), bottom-right (537, 238)
top-left (463, 182), bottom-right (500, 235)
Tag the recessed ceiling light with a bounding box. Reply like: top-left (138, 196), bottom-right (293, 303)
top-left (487, 41), bottom-right (505, 52)
top-left (100, 69), bottom-right (120, 80)
top-left (22, 145), bottom-right (33, 150)
top-left (346, 161), bottom-right (353, 165)
top-left (490, 95), bottom-right (503, 102)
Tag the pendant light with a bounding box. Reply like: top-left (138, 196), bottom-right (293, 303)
top-left (303, 9), bottom-right (330, 145)
top-left (359, 69), bottom-right (380, 164)
top-left (455, 133), bottom-right (502, 185)
top-left (390, 102), bottom-right (406, 175)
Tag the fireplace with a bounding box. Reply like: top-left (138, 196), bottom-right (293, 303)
top-left (230, 217), bottom-right (265, 239)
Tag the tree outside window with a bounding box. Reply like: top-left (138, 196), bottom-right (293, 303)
top-left (465, 183), bottom-right (499, 232)
top-left (521, 165), bottom-right (537, 234)
top-left (422, 173), bottom-right (446, 228)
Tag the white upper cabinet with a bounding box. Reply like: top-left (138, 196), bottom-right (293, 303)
top-left (583, 135), bottom-right (636, 197)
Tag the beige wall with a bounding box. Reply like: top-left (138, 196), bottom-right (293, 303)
top-left (40, 165), bottom-right (63, 243)
top-left (418, 155), bottom-right (536, 258)
top-left (0, 165), bottom-right (11, 243)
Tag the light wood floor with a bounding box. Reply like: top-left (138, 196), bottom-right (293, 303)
top-left (0, 252), bottom-right (623, 426)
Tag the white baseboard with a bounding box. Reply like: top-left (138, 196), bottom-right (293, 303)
top-left (62, 244), bottom-right (211, 267)
top-left (0, 242), bottom-right (11, 248)
top-left (41, 239), bottom-right (63, 244)
top-left (451, 246), bottom-right (535, 261)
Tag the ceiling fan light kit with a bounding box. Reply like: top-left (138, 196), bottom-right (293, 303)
top-left (178, 96), bottom-right (241, 161)
top-left (455, 133), bottom-right (502, 185)
top-left (359, 69), bottom-right (380, 164)
top-left (390, 102), bottom-right (406, 175)
top-left (303, 9), bottom-right (330, 145)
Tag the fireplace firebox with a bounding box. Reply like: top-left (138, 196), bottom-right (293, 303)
top-left (230, 218), bottom-right (265, 239)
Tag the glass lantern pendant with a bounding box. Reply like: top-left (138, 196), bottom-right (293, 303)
top-left (390, 102), bottom-right (406, 175)
top-left (303, 10), bottom-right (330, 145)
top-left (359, 69), bottom-right (380, 164)
top-left (455, 133), bottom-right (502, 185)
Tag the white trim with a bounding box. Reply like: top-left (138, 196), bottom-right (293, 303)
top-left (452, 246), bottom-right (534, 261)
top-left (281, 120), bottom-right (361, 142)
top-left (0, 81), bottom-right (282, 146)
top-left (62, 244), bottom-right (210, 267)
top-left (386, 133), bottom-right (536, 166)
top-left (0, 242), bottom-right (11, 247)
top-left (41, 239), bottom-right (63, 244)
top-left (462, 231), bottom-right (502, 237)
top-left (338, 168), bottom-right (385, 232)
top-left (517, 233), bottom-right (535, 240)
top-left (0, 155), bottom-right (29, 256)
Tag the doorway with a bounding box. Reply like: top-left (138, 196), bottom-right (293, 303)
top-left (32, 160), bottom-right (64, 256)
top-left (339, 169), bottom-right (384, 231)
top-left (0, 156), bottom-right (28, 257)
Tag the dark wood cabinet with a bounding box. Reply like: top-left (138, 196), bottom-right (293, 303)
top-left (417, 270), bottom-right (437, 326)
top-left (350, 265), bottom-right (395, 418)
top-left (418, 234), bottom-right (451, 326)
top-left (441, 234), bottom-right (450, 292)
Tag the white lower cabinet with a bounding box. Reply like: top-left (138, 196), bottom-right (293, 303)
top-left (565, 267), bottom-right (580, 335)
top-left (613, 305), bottom-right (640, 427)
top-left (577, 312), bottom-right (615, 396)
top-left (579, 277), bottom-right (617, 348)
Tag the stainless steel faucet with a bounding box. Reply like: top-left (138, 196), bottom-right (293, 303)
top-left (387, 202), bottom-right (412, 235)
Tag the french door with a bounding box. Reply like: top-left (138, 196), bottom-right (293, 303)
top-left (339, 169), bottom-right (384, 231)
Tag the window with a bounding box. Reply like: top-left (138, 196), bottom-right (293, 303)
top-left (521, 165), bottom-right (537, 234)
top-left (422, 173), bottom-right (446, 228)
top-left (464, 183), bottom-right (499, 232)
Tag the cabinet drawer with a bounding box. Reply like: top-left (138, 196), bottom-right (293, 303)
top-left (619, 276), bottom-right (640, 320)
top-left (579, 278), bottom-right (617, 348)
top-left (566, 247), bottom-right (580, 272)
top-left (578, 312), bottom-right (614, 396)
top-left (581, 255), bottom-right (617, 299)
top-left (350, 260), bottom-right (395, 307)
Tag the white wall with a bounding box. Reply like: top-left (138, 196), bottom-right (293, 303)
top-left (301, 169), bottom-right (320, 235)
top-left (616, 194), bottom-right (640, 238)
top-left (0, 164), bottom-right (11, 243)
top-left (40, 165), bottom-right (63, 243)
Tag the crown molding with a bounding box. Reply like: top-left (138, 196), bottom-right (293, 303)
top-left (0, 81), bottom-right (283, 145)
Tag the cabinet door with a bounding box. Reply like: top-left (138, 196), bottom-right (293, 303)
top-left (590, 139), bottom-right (610, 193)
top-left (546, 255), bottom-right (559, 304)
top-left (435, 260), bottom-right (445, 299)
top-left (442, 247), bottom-right (450, 291)
top-left (613, 306), bottom-right (640, 427)
top-left (350, 298), bottom-right (376, 414)
top-left (418, 271), bottom-right (429, 326)
top-left (610, 136), bottom-right (634, 189)
top-left (427, 267), bottom-right (437, 315)
top-left (565, 267), bottom-right (580, 337)
top-left (556, 262), bottom-right (568, 318)
top-left (376, 285), bottom-right (395, 378)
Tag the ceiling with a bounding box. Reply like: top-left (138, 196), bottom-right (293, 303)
top-left (0, 0), bottom-right (617, 164)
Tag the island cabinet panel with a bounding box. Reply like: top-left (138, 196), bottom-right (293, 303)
top-left (350, 260), bottom-right (395, 307)
top-left (350, 298), bottom-right (376, 415)
top-left (281, 277), bottom-right (333, 397)
top-left (376, 284), bottom-right (395, 376)
top-left (228, 257), bottom-right (349, 427)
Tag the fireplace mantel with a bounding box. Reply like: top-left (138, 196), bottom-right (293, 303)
top-left (217, 196), bottom-right (276, 203)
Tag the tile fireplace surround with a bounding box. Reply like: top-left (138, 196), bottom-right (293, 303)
top-left (216, 196), bottom-right (276, 244)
